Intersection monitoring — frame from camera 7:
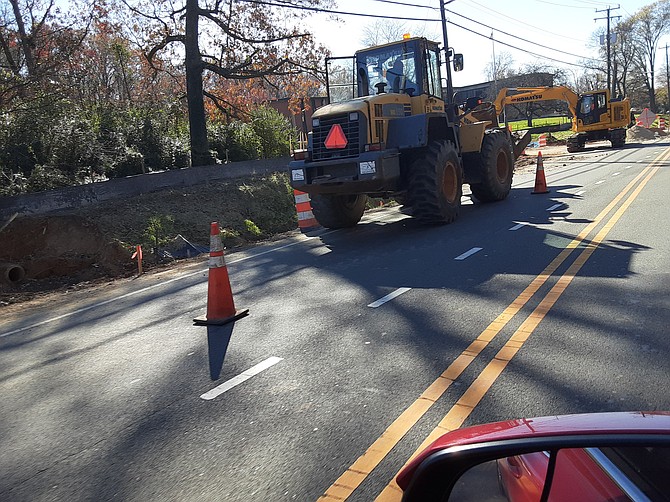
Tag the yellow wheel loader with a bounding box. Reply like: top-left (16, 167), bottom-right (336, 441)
top-left (288, 38), bottom-right (530, 228)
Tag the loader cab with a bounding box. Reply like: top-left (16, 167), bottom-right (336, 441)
top-left (577, 91), bottom-right (608, 125)
top-left (354, 38), bottom-right (443, 99)
top-left (324, 38), bottom-right (445, 104)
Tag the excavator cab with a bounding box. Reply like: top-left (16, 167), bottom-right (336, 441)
top-left (576, 92), bottom-right (608, 126)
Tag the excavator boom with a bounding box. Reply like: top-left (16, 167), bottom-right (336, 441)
top-left (493, 86), bottom-right (579, 117)
top-left (491, 85), bottom-right (631, 153)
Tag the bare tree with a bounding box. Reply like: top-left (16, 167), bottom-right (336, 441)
top-left (0, 0), bottom-right (92, 109)
top-left (361, 19), bottom-right (437, 48)
top-left (630, 0), bottom-right (670, 111)
top-left (124, 0), bottom-right (330, 166)
top-left (484, 51), bottom-right (515, 83)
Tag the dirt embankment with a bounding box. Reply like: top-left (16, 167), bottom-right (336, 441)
top-left (1, 174), bottom-right (297, 305)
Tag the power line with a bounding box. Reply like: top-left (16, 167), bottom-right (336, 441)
top-left (235, 0), bottom-right (599, 70)
top-left (362, 0), bottom-right (600, 63)
top-left (236, 0), bottom-right (438, 22)
top-left (445, 7), bottom-right (600, 62)
top-left (446, 18), bottom-right (598, 70)
top-left (461, 0), bottom-right (586, 43)
top-left (532, 0), bottom-right (608, 8)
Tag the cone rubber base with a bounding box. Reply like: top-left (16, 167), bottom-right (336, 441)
top-left (193, 308), bottom-right (249, 326)
top-left (531, 189), bottom-right (550, 194)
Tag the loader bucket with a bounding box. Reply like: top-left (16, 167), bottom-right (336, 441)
top-left (512, 130), bottom-right (531, 160)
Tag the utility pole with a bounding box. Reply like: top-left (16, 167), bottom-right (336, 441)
top-left (491, 31), bottom-right (498, 92)
top-left (666, 44), bottom-right (669, 111)
top-left (440, 0), bottom-right (455, 103)
top-left (595, 5), bottom-right (621, 97)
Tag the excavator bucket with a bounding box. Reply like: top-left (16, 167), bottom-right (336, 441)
top-left (511, 130), bottom-right (531, 159)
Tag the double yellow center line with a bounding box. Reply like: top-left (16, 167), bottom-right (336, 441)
top-left (318, 148), bottom-right (668, 502)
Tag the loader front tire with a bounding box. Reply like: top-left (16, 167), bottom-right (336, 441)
top-left (469, 131), bottom-right (514, 203)
top-left (407, 140), bottom-right (462, 225)
top-left (310, 193), bottom-right (367, 228)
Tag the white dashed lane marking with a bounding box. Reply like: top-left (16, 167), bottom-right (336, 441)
top-left (368, 287), bottom-right (412, 308)
top-left (454, 247), bottom-right (483, 261)
top-left (200, 357), bottom-right (283, 400)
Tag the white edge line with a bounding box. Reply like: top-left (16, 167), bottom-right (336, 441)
top-left (367, 287), bottom-right (412, 308)
top-left (508, 222), bottom-right (527, 231)
top-left (454, 247), bottom-right (483, 261)
top-left (200, 357), bottom-right (283, 400)
top-left (1, 236), bottom-right (319, 339)
top-left (576, 190), bottom-right (586, 196)
top-left (546, 203), bottom-right (563, 212)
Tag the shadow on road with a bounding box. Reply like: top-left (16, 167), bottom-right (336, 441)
top-left (206, 324), bottom-right (234, 380)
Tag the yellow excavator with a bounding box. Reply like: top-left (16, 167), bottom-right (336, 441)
top-left (491, 86), bottom-right (633, 152)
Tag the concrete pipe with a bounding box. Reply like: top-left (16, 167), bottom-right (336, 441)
top-left (0, 262), bottom-right (26, 285)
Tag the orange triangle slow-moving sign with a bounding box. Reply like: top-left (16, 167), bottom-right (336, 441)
top-left (324, 124), bottom-right (348, 149)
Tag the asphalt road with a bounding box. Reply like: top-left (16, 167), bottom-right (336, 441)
top-left (2, 138), bottom-right (669, 501)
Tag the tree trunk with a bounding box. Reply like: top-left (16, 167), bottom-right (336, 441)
top-left (9, 0), bottom-right (36, 76)
top-left (185, 0), bottom-right (215, 166)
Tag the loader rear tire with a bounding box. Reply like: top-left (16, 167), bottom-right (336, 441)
top-left (310, 193), bottom-right (367, 228)
top-left (407, 140), bottom-right (462, 224)
top-left (469, 131), bottom-right (514, 203)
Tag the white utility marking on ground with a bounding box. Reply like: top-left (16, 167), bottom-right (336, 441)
top-left (612, 172), bottom-right (621, 176)
top-left (200, 357), bottom-right (283, 401)
top-left (509, 222), bottom-right (527, 231)
top-left (576, 190), bottom-right (586, 196)
top-left (461, 197), bottom-right (474, 205)
top-left (596, 180), bottom-right (606, 184)
top-left (368, 287), bottom-right (412, 308)
top-left (454, 247), bottom-right (483, 261)
top-left (546, 203), bottom-right (563, 211)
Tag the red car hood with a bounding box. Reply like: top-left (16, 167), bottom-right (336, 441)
top-left (396, 411), bottom-right (670, 490)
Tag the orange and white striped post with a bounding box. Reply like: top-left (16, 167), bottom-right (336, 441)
top-left (294, 189), bottom-right (320, 232)
top-left (538, 134), bottom-right (547, 148)
top-left (193, 222), bottom-right (249, 326)
top-left (659, 117), bottom-right (666, 130)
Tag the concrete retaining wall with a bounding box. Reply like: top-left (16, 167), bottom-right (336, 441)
top-left (0, 157), bottom-right (290, 221)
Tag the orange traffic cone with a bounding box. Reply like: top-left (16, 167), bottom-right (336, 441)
top-left (193, 222), bottom-right (249, 325)
top-left (531, 152), bottom-right (550, 194)
top-left (294, 189), bottom-right (320, 232)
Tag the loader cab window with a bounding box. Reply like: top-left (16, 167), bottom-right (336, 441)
top-left (426, 46), bottom-right (442, 99)
top-left (356, 41), bottom-right (420, 96)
